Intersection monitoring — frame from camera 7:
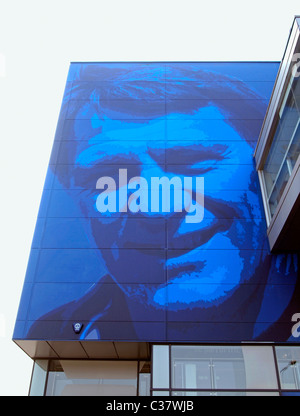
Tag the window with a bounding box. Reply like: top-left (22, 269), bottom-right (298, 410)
top-left (152, 345), bottom-right (170, 389)
top-left (29, 360), bottom-right (48, 396)
top-left (29, 345), bottom-right (300, 396)
top-left (276, 346), bottom-right (300, 390)
top-left (152, 345), bottom-right (280, 395)
top-left (139, 361), bottom-right (151, 396)
top-left (171, 346), bottom-right (277, 391)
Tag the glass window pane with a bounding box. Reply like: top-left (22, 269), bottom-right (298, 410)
top-left (152, 390), bottom-right (170, 396)
top-left (171, 346), bottom-right (211, 389)
top-left (246, 392), bottom-right (279, 396)
top-left (242, 346), bottom-right (278, 389)
top-left (214, 359), bottom-right (246, 389)
top-left (29, 360), bottom-right (48, 396)
top-left (152, 346), bottom-right (170, 389)
top-left (171, 346), bottom-right (278, 391)
top-left (172, 391), bottom-right (279, 396)
top-left (276, 346), bottom-right (300, 390)
top-left (267, 161), bottom-right (290, 215)
top-left (172, 391), bottom-right (214, 396)
top-left (172, 346), bottom-right (246, 390)
top-left (139, 361), bottom-right (151, 396)
top-left (287, 123), bottom-right (300, 170)
top-left (139, 374), bottom-right (151, 396)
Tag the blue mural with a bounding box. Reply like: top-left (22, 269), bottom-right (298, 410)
top-left (14, 62), bottom-right (300, 343)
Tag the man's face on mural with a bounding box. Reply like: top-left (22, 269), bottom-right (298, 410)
top-left (68, 102), bottom-right (264, 311)
top-left (22, 63), bottom-right (299, 344)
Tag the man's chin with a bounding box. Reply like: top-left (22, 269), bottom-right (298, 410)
top-left (151, 276), bottom-right (239, 311)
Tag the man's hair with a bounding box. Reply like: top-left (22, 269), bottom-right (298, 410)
top-left (54, 63), bottom-right (267, 187)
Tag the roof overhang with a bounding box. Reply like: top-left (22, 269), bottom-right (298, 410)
top-left (13, 339), bottom-right (151, 360)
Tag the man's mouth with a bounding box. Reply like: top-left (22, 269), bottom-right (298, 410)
top-left (167, 262), bottom-right (202, 281)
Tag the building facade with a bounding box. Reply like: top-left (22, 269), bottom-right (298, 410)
top-left (13, 17), bottom-right (300, 396)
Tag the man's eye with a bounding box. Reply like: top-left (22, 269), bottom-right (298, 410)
top-left (165, 144), bottom-right (229, 165)
top-left (74, 164), bottom-right (142, 189)
top-left (167, 165), bottom-right (215, 176)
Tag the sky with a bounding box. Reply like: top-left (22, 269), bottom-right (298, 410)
top-left (0, 0), bottom-right (299, 396)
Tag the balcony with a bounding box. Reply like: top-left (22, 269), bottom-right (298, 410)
top-left (255, 16), bottom-right (300, 252)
